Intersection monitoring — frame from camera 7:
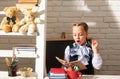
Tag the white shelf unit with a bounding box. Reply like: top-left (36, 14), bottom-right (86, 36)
top-left (35, 0), bottom-right (46, 78)
top-left (0, 0), bottom-right (46, 79)
top-left (0, 25), bottom-right (46, 79)
top-left (35, 24), bottom-right (46, 79)
top-left (0, 71), bottom-right (36, 79)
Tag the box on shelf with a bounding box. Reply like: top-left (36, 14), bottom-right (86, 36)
top-left (18, 0), bottom-right (38, 3)
top-left (17, 0), bottom-right (38, 9)
top-left (16, 4), bottom-right (37, 9)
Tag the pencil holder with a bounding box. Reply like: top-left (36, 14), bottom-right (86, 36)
top-left (8, 61), bottom-right (17, 76)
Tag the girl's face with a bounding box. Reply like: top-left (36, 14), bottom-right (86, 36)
top-left (72, 26), bottom-right (88, 45)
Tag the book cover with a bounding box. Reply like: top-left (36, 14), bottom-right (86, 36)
top-left (13, 45), bottom-right (36, 55)
top-left (50, 76), bottom-right (66, 79)
top-left (50, 68), bottom-right (65, 74)
top-left (50, 68), bottom-right (66, 79)
top-left (56, 56), bottom-right (87, 70)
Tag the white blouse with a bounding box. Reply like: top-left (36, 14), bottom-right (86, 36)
top-left (64, 43), bottom-right (102, 70)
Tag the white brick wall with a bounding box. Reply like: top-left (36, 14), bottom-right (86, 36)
top-left (47, 0), bottom-right (120, 75)
top-left (0, 35), bottom-right (36, 49)
top-left (0, 0), bottom-right (18, 21)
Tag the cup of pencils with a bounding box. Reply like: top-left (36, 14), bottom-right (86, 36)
top-left (5, 57), bottom-right (17, 76)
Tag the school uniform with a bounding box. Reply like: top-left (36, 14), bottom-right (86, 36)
top-left (64, 39), bottom-right (102, 75)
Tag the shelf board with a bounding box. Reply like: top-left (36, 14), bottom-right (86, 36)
top-left (0, 11), bottom-right (5, 15)
top-left (0, 71), bottom-right (36, 79)
top-left (0, 50), bottom-right (37, 58)
top-left (0, 30), bottom-right (37, 36)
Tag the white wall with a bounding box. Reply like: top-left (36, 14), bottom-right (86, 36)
top-left (47, 0), bottom-right (120, 75)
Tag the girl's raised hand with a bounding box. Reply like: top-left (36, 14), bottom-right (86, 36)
top-left (91, 40), bottom-right (99, 54)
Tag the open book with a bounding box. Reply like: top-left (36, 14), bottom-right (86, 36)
top-left (55, 56), bottom-right (87, 70)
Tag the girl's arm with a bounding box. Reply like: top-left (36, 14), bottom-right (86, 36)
top-left (92, 53), bottom-right (102, 69)
top-left (91, 40), bottom-right (102, 69)
top-left (64, 46), bottom-right (70, 62)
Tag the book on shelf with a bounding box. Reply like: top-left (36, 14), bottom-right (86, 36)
top-left (56, 56), bottom-right (87, 70)
top-left (13, 45), bottom-right (36, 55)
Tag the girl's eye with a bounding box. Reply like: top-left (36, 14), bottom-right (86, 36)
top-left (73, 33), bottom-right (84, 37)
top-left (79, 33), bottom-right (83, 36)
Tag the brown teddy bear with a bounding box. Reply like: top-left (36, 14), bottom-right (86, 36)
top-left (0, 6), bottom-right (20, 32)
top-left (18, 7), bottom-right (41, 35)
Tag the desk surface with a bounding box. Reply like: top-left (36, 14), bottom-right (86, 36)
top-left (81, 75), bottom-right (120, 79)
top-left (0, 71), bottom-right (120, 79)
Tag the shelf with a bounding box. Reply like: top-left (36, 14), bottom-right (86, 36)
top-left (0, 71), bottom-right (36, 79)
top-left (0, 11), bottom-right (5, 15)
top-left (0, 50), bottom-right (37, 58)
top-left (0, 30), bottom-right (37, 36)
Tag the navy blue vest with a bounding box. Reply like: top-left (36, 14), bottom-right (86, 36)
top-left (69, 39), bottom-right (94, 75)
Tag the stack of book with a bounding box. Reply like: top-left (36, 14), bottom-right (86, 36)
top-left (50, 68), bottom-right (66, 79)
top-left (12, 45), bottom-right (36, 58)
top-left (13, 46), bottom-right (35, 54)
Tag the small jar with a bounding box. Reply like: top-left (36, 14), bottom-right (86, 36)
top-left (61, 32), bottom-right (66, 39)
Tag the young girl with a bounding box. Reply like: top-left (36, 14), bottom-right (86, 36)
top-left (64, 22), bottom-right (102, 74)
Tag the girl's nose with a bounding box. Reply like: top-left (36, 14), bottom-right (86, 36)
top-left (76, 35), bottom-right (79, 39)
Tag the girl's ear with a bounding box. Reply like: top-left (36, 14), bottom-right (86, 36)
top-left (86, 32), bottom-right (88, 36)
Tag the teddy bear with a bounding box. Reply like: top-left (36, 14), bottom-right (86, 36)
top-left (18, 7), bottom-right (41, 35)
top-left (0, 6), bottom-right (20, 32)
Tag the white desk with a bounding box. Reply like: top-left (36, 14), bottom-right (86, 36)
top-left (81, 75), bottom-right (120, 79)
top-left (0, 71), bottom-right (37, 79)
